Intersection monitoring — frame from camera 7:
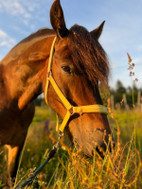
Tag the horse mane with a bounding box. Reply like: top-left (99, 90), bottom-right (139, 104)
top-left (69, 25), bottom-right (109, 87)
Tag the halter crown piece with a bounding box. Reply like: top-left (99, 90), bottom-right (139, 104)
top-left (44, 37), bottom-right (108, 137)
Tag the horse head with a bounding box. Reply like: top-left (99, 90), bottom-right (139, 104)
top-left (45, 0), bottom-right (114, 157)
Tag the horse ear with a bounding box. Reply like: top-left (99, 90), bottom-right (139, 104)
top-left (50, 0), bottom-right (69, 38)
top-left (90, 21), bottom-right (105, 40)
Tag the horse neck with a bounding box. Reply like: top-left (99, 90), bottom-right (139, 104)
top-left (2, 35), bottom-right (55, 110)
top-left (17, 66), bottom-right (46, 110)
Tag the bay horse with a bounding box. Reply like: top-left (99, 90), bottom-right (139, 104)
top-left (0, 0), bottom-right (113, 187)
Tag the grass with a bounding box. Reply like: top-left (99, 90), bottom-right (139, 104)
top-left (0, 106), bottom-right (142, 188)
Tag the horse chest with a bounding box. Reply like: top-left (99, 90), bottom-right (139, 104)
top-left (0, 102), bottom-right (35, 146)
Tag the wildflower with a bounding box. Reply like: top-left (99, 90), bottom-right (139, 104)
top-left (127, 53), bottom-right (138, 82)
top-left (27, 148), bottom-right (31, 152)
top-left (128, 66), bottom-right (133, 70)
top-left (127, 53), bottom-right (132, 64)
top-left (134, 78), bottom-right (138, 82)
top-left (132, 63), bottom-right (135, 67)
top-left (129, 72), bottom-right (135, 77)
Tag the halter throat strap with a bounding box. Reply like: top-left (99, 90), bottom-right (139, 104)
top-left (44, 37), bottom-right (108, 135)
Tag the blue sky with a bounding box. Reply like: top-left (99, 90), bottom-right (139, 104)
top-left (0, 0), bottom-right (142, 88)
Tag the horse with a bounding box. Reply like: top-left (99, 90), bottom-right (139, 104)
top-left (0, 0), bottom-right (114, 187)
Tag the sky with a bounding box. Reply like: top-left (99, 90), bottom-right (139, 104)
top-left (0, 0), bottom-right (142, 88)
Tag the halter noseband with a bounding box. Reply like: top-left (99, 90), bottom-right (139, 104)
top-left (44, 37), bottom-right (108, 136)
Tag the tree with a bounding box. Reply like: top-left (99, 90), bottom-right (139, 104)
top-left (115, 80), bottom-right (126, 103)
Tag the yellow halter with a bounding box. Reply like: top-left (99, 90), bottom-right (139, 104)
top-left (44, 37), bottom-right (108, 135)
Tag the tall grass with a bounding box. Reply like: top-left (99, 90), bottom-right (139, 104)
top-left (49, 110), bottom-right (142, 189)
top-left (1, 106), bottom-right (140, 188)
top-left (0, 106), bottom-right (142, 188)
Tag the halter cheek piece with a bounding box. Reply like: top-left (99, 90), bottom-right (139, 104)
top-left (44, 37), bottom-right (108, 136)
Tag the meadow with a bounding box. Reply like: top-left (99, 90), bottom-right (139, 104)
top-left (0, 106), bottom-right (142, 188)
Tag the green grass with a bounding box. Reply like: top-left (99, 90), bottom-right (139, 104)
top-left (0, 106), bottom-right (142, 188)
top-left (109, 110), bottom-right (142, 154)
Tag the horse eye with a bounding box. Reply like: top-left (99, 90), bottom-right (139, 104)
top-left (61, 66), bottom-right (71, 73)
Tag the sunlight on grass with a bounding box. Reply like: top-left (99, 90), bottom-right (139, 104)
top-left (0, 106), bottom-right (142, 188)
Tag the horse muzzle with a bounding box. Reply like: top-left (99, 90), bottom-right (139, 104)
top-left (70, 125), bottom-right (115, 158)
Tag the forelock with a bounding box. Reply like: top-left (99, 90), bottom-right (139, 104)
top-left (68, 25), bottom-right (109, 87)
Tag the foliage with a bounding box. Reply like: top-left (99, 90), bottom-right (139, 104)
top-left (110, 80), bottom-right (142, 108)
top-left (34, 97), bottom-right (46, 107)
